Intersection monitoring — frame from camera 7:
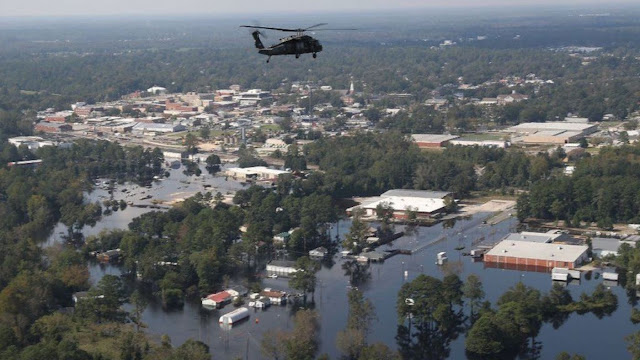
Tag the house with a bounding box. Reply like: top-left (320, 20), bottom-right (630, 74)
top-left (96, 249), bottom-right (121, 263)
top-left (273, 232), bottom-right (291, 244)
top-left (72, 291), bottom-right (104, 304)
top-left (201, 291), bottom-right (232, 308)
top-left (266, 260), bottom-right (298, 277)
top-left (260, 288), bottom-right (287, 305)
top-left (309, 247), bottom-right (328, 258)
top-left (497, 92), bottom-right (529, 105)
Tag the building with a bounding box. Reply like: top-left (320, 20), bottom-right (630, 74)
top-left (202, 291), bottom-right (232, 308)
top-left (346, 189), bottom-right (452, 219)
top-left (309, 247), bottom-right (328, 258)
top-left (7, 160), bottom-right (43, 168)
top-left (234, 89), bottom-right (272, 106)
top-left (449, 140), bottom-right (509, 148)
top-left (592, 236), bottom-right (640, 258)
top-left (411, 134), bottom-right (460, 149)
top-left (505, 122), bottom-right (598, 136)
top-left (484, 240), bottom-right (589, 271)
top-left (260, 289), bottom-right (287, 305)
top-left (592, 237), bottom-right (621, 258)
top-left (224, 166), bottom-right (290, 182)
top-left (35, 122), bottom-right (72, 133)
top-left (147, 86), bottom-right (167, 95)
top-left (132, 123), bottom-right (186, 134)
top-left (502, 230), bottom-right (575, 244)
top-left (266, 260), bottom-right (298, 277)
top-left (8, 136), bottom-right (55, 150)
top-left (497, 92), bottom-right (529, 105)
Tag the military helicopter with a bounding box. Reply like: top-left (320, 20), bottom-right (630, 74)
top-left (240, 23), bottom-right (355, 63)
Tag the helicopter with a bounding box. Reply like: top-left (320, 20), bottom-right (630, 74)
top-left (240, 23), bottom-right (355, 63)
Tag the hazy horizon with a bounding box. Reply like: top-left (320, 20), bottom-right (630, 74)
top-left (1, 0), bottom-right (639, 18)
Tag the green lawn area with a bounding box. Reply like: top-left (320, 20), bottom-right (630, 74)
top-left (261, 124), bottom-right (281, 132)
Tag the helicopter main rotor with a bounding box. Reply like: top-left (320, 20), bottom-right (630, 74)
top-left (240, 23), bottom-right (356, 36)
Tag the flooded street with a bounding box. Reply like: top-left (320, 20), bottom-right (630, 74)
top-left (46, 166), bottom-right (638, 359)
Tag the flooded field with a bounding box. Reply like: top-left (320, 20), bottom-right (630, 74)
top-left (46, 165), bottom-right (638, 359)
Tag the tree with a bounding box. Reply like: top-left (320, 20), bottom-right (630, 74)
top-left (628, 331), bottom-right (640, 360)
top-left (129, 289), bottom-right (148, 332)
top-left (199, 126), bottom-right (211, 140)
top-left (343, 208), bottom-right (369, 253)
top-left (465, 312), bottom-right (505, 357)
top-left (462, 274), bottom-right (485, 319)
top-left (556, 352), bottom-right (586, 360)
top-left (336, 290), bottom-right (376, 359)
top-left (205, 154), bottom-right (221, 171)
top-left (358, 342), bottom-right (400, 360)
top-left (289, 256), bottom-right (320, 303)
top-left (184, 133), bottom-right (198, 154)
top-left (283, 310), bottom-right (320, 360)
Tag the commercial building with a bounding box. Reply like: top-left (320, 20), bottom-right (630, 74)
top-left (224, 166), bottom-right (290, 182)
top-left (346, 189), bottom-right (452, 219)
top-left (411, 134), bottom-right (459, 148)
top-left (506, 122), bottom-right (598, 136)
top-left (484, 240), bottom-right (589, 271)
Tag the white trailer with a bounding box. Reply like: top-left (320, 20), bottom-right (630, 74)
top-left (219, 307), bottom-right (250, 325)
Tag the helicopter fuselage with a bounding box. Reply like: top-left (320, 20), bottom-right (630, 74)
top-left (259, 35), bottom-right (323, 58)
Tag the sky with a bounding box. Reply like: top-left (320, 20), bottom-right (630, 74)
top-left (1, 0), bottom-right (638, 17)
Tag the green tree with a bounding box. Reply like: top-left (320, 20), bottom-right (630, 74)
top-left (336, 290), bottom-right (376, 359)
top-left (462, 274), bottom-right (485, 319)
top-left (343, 208), bottom-right (369, 253)
top-left (289, 256), bottom-right (320, 304)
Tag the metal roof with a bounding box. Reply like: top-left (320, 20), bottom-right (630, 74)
top-left (486, 240), bottom-right (588, 263)
top-left (380, 189), bottom-right (452, 199)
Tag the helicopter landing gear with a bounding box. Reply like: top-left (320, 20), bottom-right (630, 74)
top-left (313, 53), bottom-right (317, 58)
top-left (295, 53), bottom-right (300, 59)
top-left (266, 56), bottom-right (271, 63)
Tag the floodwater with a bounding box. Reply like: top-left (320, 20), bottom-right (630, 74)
top-left (47, 166), bottom-right (639, 359)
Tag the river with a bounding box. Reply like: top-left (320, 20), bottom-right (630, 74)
top-left (47, 164), bottom-right (638, 359)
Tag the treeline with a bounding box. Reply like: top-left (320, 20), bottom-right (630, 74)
top-left (1, 38), bottom-right (639, 123)
top-left (517, 144), bottom-right (640, 227)
top-left (303, 131), bottom-right (564, 197)
top-left (466, 282), bottom-right (616, 359)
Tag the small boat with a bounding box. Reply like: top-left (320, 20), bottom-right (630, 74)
top-left (268, 274), bottom-right (278, 279)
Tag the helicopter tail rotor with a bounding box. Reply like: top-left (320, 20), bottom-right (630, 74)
top-left (250, 30), bottom-right (265, 50)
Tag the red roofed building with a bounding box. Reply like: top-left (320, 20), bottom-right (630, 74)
top-left (201, 291), bottom-right (231, 308)
top-left (45, 116), bottom-right (66, 123)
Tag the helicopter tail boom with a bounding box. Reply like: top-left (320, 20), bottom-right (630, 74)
top-left (251, 31), bottom-right (265, 49)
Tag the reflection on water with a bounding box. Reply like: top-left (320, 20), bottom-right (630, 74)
top-left (45, 171), bottom-right (640, 358)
